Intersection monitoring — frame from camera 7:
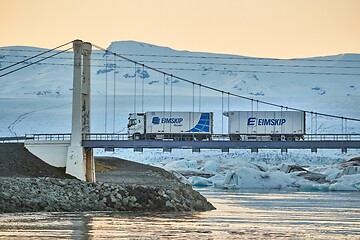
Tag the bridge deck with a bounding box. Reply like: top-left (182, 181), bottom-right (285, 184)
top-left (81, 139), bottom-right (360, 150)
top-left (5, 134), bottom-right (359, 151)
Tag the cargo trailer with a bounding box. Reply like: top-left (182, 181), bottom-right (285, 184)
top-left (128, 111), bottom-right (213, 140)
top-left (223, 111), bottom-right (305, 141)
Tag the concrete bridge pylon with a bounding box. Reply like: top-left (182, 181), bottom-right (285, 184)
top-left (65, 40), bottom-right (95, 182)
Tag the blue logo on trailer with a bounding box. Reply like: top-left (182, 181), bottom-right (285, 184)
top-left (247, 117), bottom-right (286, 126)
top-left (161, 118), bottom-right (183, 124)
top-left (152, 117), bottom-right (160, 125)
top-left (152, 116), bottom-right (184, 125)
top-left (186, 113), bottom-right (210, 133)
top-left (247, 117), bottom-right (257, 126)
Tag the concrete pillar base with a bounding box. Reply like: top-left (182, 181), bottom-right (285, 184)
top-left (66, 146), bottom-right (86, 181)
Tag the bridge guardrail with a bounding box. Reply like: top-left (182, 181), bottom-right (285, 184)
top-left (0, 136), bottom-right (31, 143)
top-left (82, 133), bottom-right (128, 141)
top-left (304, 134), bottom-right (360, 141)
top-left (25, 134), bottom-right (72, 141)
top-left (9, 133), bottom-right (360, 142)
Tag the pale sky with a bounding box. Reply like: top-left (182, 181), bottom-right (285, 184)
top-left (1, 0), bottom-right (359, 58)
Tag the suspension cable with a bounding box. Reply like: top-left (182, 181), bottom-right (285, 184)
top-left (91, 44), bottom-right (360, 123)
top-left (0, 41), bottom-right (73, 72)
top-left (0, 47), bottom-right (72, 78)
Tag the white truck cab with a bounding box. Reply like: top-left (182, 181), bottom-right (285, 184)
top-left (127, 113), bottom-right (145, 139)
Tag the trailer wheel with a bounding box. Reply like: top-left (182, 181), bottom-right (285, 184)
top-left (286, 136), bottom-right (295, 141)
top-left (230, 135), bottom-right (241, 141)
top-left (271, 136), bottom-right (280, 141)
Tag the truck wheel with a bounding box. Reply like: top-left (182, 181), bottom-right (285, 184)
top-left (133, 133), bottom-right (142, 140)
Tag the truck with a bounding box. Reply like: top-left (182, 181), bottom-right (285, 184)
top-left (127, 111), bottom-right (213, 140)
top-left (223, 111), bottom-right (305, 141)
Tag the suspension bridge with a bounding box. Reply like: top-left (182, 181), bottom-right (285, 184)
top-left (1, 39), bottom-right (359, 181)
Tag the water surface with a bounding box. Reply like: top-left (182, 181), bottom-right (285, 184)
top-left (0, 189), bottom-right (359, 239)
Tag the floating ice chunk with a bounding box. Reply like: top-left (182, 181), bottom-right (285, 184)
top-left (202, 160), bottom-right (217, 173)
top-left (329, 183), bottom-right (358, 191)
top-left (223, 167), bottom-right (295, 189)
top-left (188, 176), bottom-right (213, 187)
top-left (164, 160), bottom-right (197, 171)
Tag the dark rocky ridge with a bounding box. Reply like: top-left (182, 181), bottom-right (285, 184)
top-left (0, 143), bottom-right (215, 213)
top-left (0, 143), bottom-right (69, 178)
top-left (0, 177), bottom-right (214, 213)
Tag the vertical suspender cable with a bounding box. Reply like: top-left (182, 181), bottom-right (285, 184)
top-left (192, 83), bottom-right (195, 132)
top-left (199, 84), bottom-right (201, 112)
top-left (170, 74), bottom-right (173, 134)
top-left (105, 55), bottom-right (108, 133)
top-left (163, 73), bottom-right (166, 113)
top-left (314, 113), bottom-right (317, 135)
top-left (310, 112), bottom-right (313, 139)
top-left (280, 106), bottom-right (283, 136)
top-left (221, 92), bottom-right (224, 134)
top-left (134, 63), bottom-right (137, 114)
top-left (192, 83), bottom-right (195, 113)
top-left (345, 118), bottom-right (348, 140)
top-left (142, 64), bottom-right (145, 113)
top-left (170, 75), bottom-right (173, 113)
top-left (113, 54), bottom-right (116, 133)
top-left (227, 92), bottom-right (230, 113)
top-left (163, 73), bottom-right (166, 133)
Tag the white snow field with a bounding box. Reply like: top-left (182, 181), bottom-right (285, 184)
top-left (0, 41), bottom-right (359, 191)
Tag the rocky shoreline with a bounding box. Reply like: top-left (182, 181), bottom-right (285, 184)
top-left (0, 177), bottom-right (215, 213)
top-left (0, 144), bottom-right (215, 213)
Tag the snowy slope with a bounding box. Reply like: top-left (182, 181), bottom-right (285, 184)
top-left (1, 41), bottom-right (360, 191)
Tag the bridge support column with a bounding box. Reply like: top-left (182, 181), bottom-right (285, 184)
top-left (251, 148), bottom-right (258, 153)
top-left (66, 40), bottom-right (95, 182)
top-left (281, 148), bottom-right (288, 153)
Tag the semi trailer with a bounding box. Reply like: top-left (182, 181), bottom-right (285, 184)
top-left (127, 111), bottom-right (213, 140)
top-left (223, 111), bottom-right (306, 141)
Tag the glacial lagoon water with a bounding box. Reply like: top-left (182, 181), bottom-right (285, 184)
top-left (0, 189), bottom-right (359, 239)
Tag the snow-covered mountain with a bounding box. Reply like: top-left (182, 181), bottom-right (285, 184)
top-left (1, 41), bottom-right (359, 98)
